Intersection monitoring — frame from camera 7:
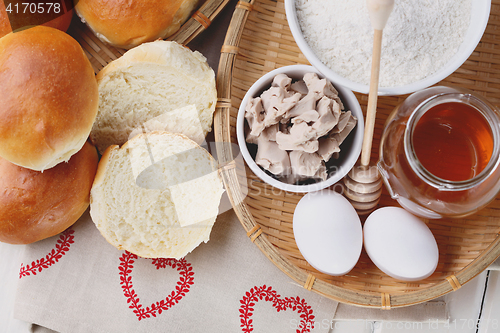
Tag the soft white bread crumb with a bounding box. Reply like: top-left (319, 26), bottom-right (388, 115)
top-left (128, 104), bottom-right (205, 145)
top-left (91, 41), bottom-right (216, 154)
top-left (90, 131), bottom-right (224, 259)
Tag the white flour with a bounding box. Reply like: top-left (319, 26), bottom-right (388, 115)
top-left (295, 0), bottom-right (471, 87)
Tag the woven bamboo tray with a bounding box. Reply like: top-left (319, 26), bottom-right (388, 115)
top-left (67, 0), bottom-right (232, 73)
top-left (214, 0), bottom-right (500, 308)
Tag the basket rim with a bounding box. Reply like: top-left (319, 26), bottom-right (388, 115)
top-left (213, 0), bottom-right (500, 309)
top-left (167, 0), bottom-right (233, 45)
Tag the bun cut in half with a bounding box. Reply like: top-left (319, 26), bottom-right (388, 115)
top-left (0, 26), bottom-right (98, 171)
top-left (75, 0), bottom-right (200, 49)
top-left (91, 41), bottom-right (216, 154)
top-left (90, 131), bottom-right (224, 259)
top-left (0, 141), bottom-right (99, 244)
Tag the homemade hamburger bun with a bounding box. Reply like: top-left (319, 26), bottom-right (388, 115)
top-left (0, 26), bottom-right (98, 171)
top-left (74, 0), bottom-right (200, 49)
top-left (90, 131), bottom-right (224, 259)
top-left (0, 141), bottom-right (99, 244)
top-left (91, 40), bottom-right (216, 154)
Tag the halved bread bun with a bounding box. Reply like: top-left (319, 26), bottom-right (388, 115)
top-left (90, 131), bottom-right (224, 259)
top-left (91, 41), bottom-right (217, 154)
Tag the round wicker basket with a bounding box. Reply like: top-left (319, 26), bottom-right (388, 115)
top-left (214, 0), bottom-right (500, 308)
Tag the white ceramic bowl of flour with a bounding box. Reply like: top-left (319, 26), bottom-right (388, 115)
top-left (284, 0), bottom-right (490, 96)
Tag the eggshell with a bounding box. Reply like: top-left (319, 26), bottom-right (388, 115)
top-left (363, 207), bottom-right (439, 281)
top-left (293, 190), bottom-right (363, 276)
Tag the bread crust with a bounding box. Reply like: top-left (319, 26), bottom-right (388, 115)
top-left (91, 144), bottom-right (118, 190)
top-left (75, 0), bottom-right (200, 49)
top-left (0, 26), bottom-right (98, 171)
top-left (0, 141), bottom-right (99, 244)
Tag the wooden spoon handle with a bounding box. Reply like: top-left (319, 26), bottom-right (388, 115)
top-left (360, 29), bottom-right (383, 167)
top-left (367, 0), bottom-right (395, 30)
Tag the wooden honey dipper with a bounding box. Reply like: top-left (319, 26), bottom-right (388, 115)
top-left (343, 0), bottom-right (394, 215)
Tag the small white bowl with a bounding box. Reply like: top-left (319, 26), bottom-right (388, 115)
top-left (284, 0), bottom-right (490, 96)
top-left (236, 65), bottom-right (364, 193)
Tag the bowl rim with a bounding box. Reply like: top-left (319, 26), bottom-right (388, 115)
top-left (236, 64), bottom-right (364, 193)
top-left (284, 0), bottom-right (491, 96)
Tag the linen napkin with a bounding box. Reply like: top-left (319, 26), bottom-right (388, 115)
top-left (14, 206), bottom-right (338, 333)
top-left (489, 257), bottom-right (500, 270)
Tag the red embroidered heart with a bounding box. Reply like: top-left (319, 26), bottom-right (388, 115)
top-left (239, 285), bottom-right (315, 333)
top-left (19, 229), bottom-right (75, 279)
top-left (119, 251), bottom-right (194, 321)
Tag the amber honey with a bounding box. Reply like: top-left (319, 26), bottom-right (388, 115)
top-left (379, 86), bottom-right (500, 218)
top-left (412, 102), bottom-right (494, 182)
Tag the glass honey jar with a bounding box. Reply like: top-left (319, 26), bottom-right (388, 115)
top-left (378, 86), bottom-right (500, 219)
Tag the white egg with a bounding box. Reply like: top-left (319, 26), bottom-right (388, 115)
top-left (293, 190), bottom-right (363, 276)
top-left (364, 207), bottom-right (439, 281)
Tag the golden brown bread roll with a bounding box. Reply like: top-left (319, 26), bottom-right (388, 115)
top-left (0, 141), bottom-right (99, 245)
top-left (74, 0), bottom-right (200, 49)
top-left (0, 26), bottom-right (98, 171)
